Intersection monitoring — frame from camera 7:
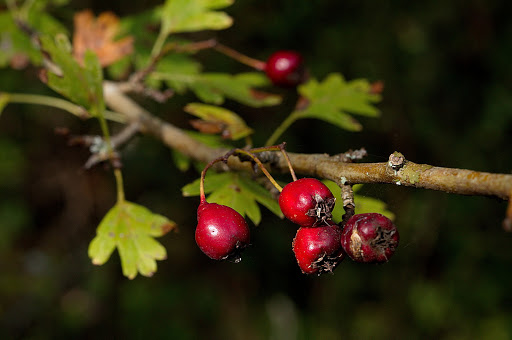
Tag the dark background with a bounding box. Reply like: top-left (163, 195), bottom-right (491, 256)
top-left (1, 0), bottom-right (512, 339)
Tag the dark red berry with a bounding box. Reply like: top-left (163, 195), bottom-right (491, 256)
top-left (265, 50), bottom-right (306, 87)
top-left (195, 202), bottom-right (250, 262)
top-left (341, 213), bottom-right (399, 263)
top-left (292, 222), bottom-right (344, 275)
top-left (279, 178), bottom-right (335, 227)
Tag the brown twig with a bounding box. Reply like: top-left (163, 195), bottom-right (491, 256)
top-left (103, 81), bottom-right (512, 201)
top-left (340, 184), bottom-right (355, 224)
top-left (81, 121), bottom-right (141, 169)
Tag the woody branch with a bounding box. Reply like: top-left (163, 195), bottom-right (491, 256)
top-left (103, 81), bottom-right (512, 201)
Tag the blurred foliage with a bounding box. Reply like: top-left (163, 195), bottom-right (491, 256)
top-left (1, 0), bottom-right (512, 339)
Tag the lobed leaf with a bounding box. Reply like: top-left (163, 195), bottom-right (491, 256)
top-left (40, 34), bottom-right (105, 116)
top-left (151, 71), bottom-right (282, 107)
top-left (295, 73), bottom-right (381, 131)
top-left (88, 201), bottom-right (176, 279)
top-left (72, 10), bottom-right (134, 67)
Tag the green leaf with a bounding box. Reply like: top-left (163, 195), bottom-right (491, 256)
top-left (295, 73), bottom-right (381, 131)
top-left (0, 13), bottom-right (43, 67)
top-left (182, 172), bottom-right (234, 197)
top-left (161, 0), bottom-right (234, 35)
top-left (40, 34), bottom-right (104, 116)
top-left (0, 93), bottom-right (9, 117)
top-left (184, 103), bottom-right (253, 140)
top-left (153, 54), bottom-right (203, 92)
top-left (322, 181), bottom-right (394, 222)
top-left (151, 71), bottom-right (282, 107)
top-left (182, 172), bottom-right (283, 225)
top-left (237, 175), bottom-right (284, 218)
top-left (88, 201), bottom-right (176, 279)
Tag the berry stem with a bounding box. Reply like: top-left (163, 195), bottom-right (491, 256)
top-left (241, 143), bottom-right (297, 182)
top-left (278, 143), bottom-right (297, 181)
top-left (199, 157), bottom-right (221, 204)
top-left (234, 149), bottom-right (283, 192)
top-left (214, 43), bottom-right (267, 71)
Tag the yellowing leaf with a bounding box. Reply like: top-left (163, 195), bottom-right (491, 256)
top-left (161, 0), bottom-right (234, 35)
top-left (72, 10), bottom-right (134, 67)
top-left (88, 201), bottom-right (176, 279)
top-left (184, 103), bottom-right (253, 140)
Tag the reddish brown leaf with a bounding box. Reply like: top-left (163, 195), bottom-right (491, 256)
top-left (189, 119), bottom-right (227, 135)
top-left (72, 10), bottom-right (134, 67)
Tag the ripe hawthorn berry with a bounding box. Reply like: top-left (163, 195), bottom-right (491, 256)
top-left (279, 178), bottom-right (335, 227)
top-left (195, 202), bottom-right (250, 262)
top-left (265, 50), bottom-right (306, 87)
top-left (341, 213), bottom-right (399, 263)
top-left (292, 222), bottom-right (344, 275)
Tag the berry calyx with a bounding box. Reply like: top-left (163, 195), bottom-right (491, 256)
top-left (341, 213), bottom-right (399, 263)
top-left (279, 178), bottom-right (335, 227)
top-left (292, 222), bottom-right (344, 275)
top-left (195, 201), bottom-right (250, 262)
top-left (265, 50), bottom-right (306, 87)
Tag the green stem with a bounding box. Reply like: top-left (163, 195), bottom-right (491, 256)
top-left (114, 169), bottom-right (125, 203)
top-left (95, 96), bottom-right (126, 204)
top-left (7, 93), bottom-right (87, 117)
top-left (97, 113), bottom-right (112, 150)
top-left (264, 111), bottom-right (300, 146)
top-left (5, 93), bottom-right (125, 122)
top-left (151, 30), bottom-right (168, 60)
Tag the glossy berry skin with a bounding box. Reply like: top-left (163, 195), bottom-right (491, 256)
top-left (195, 202), bottom-right (250, 261)
top-left (292, 222), bottom-right (344, 275)
top-left (279, 178), bottom-right (335, 227)
top-left (341, 213), bottom-right (399, 263)
top-left (265, 50), bottom-right (306, 87)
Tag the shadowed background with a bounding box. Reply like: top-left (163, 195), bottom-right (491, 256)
top-left (1, 0), bottom-right (512, 339)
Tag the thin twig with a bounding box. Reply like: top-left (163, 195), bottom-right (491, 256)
top-left (84, 121), bottom-right (141, 169)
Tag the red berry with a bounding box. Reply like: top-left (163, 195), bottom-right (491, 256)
top-left (265, 50), bottom-right (306, 87)
top-left (341, 213), bottom-right (399, 263)
top-left (292, 222), bottom-right (344, 275)
top-left (195, 202), bottom-right (250, 262)
top-left (279, 178), bottom-right (335, 227)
